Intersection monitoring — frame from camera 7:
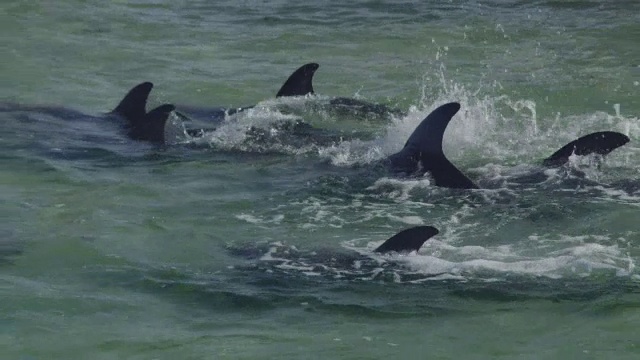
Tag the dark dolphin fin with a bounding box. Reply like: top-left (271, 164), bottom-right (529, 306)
top-left (112, 82), bottom-right (153, 120)
top-left (275, 63), bottom-right (319, 97)
top-left (542, 131), bottom-right (630, 167)
top-left (374, 226), bottom-right (439, 254)
top-left (144, 104), bottom-right (176, 143)
top-left (388, 102), bottom-right (478, 189)
top-left (129, 104), bottom-right (175, 143)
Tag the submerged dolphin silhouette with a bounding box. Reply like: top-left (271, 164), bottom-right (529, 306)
top-left (224, 226), bottom-right (441, 282)
top-left (228, 226), bottom-right (439, 260)
top-left (1, 82), bottom-right (175, 144)
top-left (387, 102), bottom-right (631, 189)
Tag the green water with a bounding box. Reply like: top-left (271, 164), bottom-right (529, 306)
top-left (1, 1), bottom-right (639, 359)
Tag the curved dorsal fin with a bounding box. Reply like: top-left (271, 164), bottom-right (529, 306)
top-left (542, 131), bottom-right (630, 167)
top-left (128, 104), bottom-right (175, 144)
top-left (374, 226), bottom-right (439, 254)
top-left (388, 102), bottom-right (477, 189)
top-left (112, 82), bottom-right (153, 120)
top-left (275, 63), bottom-right (319, 97)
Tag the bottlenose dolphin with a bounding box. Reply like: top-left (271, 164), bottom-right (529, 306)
top-left (175, 63), bottom-right (320, 124)
top-left (223, 226), bottom-right (442, 283)
top-left (1, 82), bottom-right (175, 143)
top-left (386, 102), bottom-right (631, 189)
top-left (373, 226), bottom-right (440, 253)
top-left (110, 82), bottom-right (176, 143)
top-left (227, 225), bottom-right (440, 276)
top-left (229, 226), bottom-right (439, 259)
top-left (277, 63), bottom-right (404, 121)
top-left (541, 131), bottom-right (630, 167)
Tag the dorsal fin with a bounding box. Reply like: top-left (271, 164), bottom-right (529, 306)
top-left (112, 82), bottom-right (153, 120)
top-left (374, 226), bottom-right (439, 254)
top-left (388, 102), bottom-right (478, 189)
top-left (542, 131), bottom-right (630, 167)
top-left (128, 104), bottom-right (175, 144)
top-left (275, 63), bottom-right (319, 97)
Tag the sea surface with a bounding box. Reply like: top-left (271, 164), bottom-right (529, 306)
top-left (1, 1), bottom-right (639, 359)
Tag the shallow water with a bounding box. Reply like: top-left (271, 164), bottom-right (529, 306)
top-left (2, 0), bottom-right (640, 359)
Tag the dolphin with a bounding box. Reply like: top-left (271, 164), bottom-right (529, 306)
top-left (228, 226), bottom-right (439, 259)
top-left (223, 226), bottom-right (441, 283)
top-left (373, 226), bottom-right (440, 253)
top-left (175, 63), bottom-right (320, 124)
top-left (275, 63), bottom-right (405, 121)
top-left (227, 225), bottom-right (440, 273)
top-left (386, 103), bottom-right (478, 189)
top-left (1, 82), bottom-right (175, 144)
top-left (386, 102), bottom-right (631, 189)
top-left (110, 82), bottom-right (176, 143)
top-left (541, 131), bottom-right (630, 167)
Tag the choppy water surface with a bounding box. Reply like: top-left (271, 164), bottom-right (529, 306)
top-left (2, 0), bottom-right (639, 359)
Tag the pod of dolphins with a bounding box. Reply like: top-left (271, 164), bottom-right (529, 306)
top-left (3, 63), bottom-right (632, 260)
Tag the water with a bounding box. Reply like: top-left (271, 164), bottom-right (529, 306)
top-left (2, 0), bottom-right (639, 358)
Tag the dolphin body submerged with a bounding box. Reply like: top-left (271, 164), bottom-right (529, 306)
top-left (227, 226), bottom-right (441, 280)
top-left (222, 225), bottom-right (487, 284)
top-left (1, 82), bottom-right (175, 144)
top-left (229, 226), bottom-right (439, 259)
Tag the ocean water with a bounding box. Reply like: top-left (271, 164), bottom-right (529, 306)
top-left (1, 0), bottom-right (639, 359)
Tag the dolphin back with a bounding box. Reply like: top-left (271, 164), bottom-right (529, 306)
top-left (374, 226), bottom-right (439, 254)
top-left (542, 131), bottom-right (630, 167)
